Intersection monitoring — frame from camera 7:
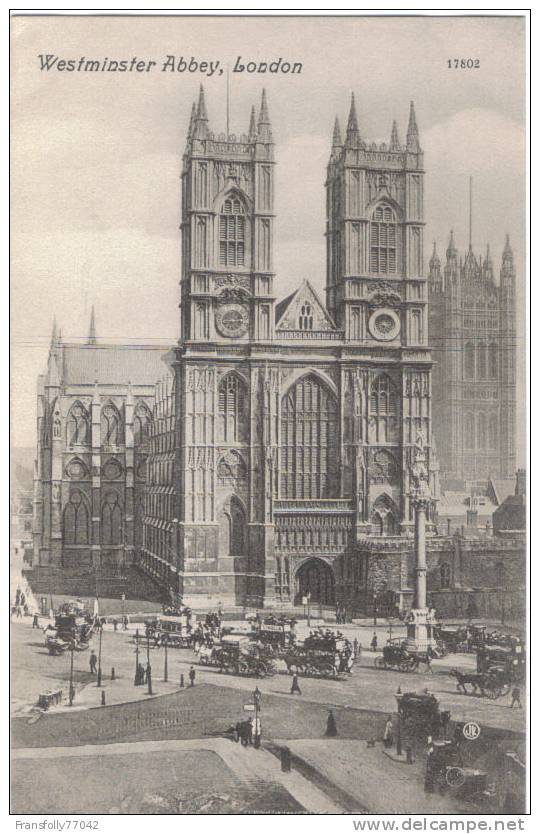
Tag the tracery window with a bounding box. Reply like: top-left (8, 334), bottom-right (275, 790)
top-left (440, 562), bottom-right (451, 589)
top-left (280, 375), bottom-right (338, 499)
top-left (369, 374), bottom-right (397, 443)
top-left (370, 204), bottom-right (397, 274)
top-left (488, 343), bottom-right (498, 379)
top-left (101, 403), bottom-right (122, 446)
top-left (298, 304), bottom-right (313, 331)
top-left (63, 489), bottom-right (89, 545)
top-left (67, 402), bottom-right (90, 445)
top-left (465, 413), bottom-right (475, 448)
top-left (464, 342), bottom-right (475, 379)
top-left (101, 492), bottom-right (123, 546)
top-left (134, 404), bottom-right (152, 445)
top-left (219, 197), bottom-right (245, 266)
top-left (218, 374), bottom-right (247, 443)
top-left (477, 342), bottom-right (487, 379)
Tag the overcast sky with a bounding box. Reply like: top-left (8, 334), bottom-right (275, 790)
top-left (11, 14), bottom-right (526, 463)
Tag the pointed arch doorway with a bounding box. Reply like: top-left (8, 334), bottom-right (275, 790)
top-left (295, 558), bottom-right (335, 606)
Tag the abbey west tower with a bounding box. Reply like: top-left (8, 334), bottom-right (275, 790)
top-left (162, 89), bottom-right (438, 610)
top-left (173, 87), bottom-right (277, 606)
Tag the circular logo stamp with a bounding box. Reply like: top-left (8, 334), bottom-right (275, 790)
top-left (462, 721), bottom-right (481, 741)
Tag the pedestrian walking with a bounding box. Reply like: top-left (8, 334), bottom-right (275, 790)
top-left (89, 650), bottom-right (98, 674)
top-left (510, 686), bottom-right (522, 708)
top-left (353, 637), bottom-right (359, 659)
top-left (189, 665), bottom-right (196, 686)
top-left (113, 618), bottom-right (118, 632)
top-left (123, 615), bottom-right (129, 631)
top-left (290, 672), bottom-right (302, 695)
top-left (32, 613), bottom-right (39, 629)
top-left (325, 709), bottom-right (338, 737)
top-left (371, 632), bottom-right (378, 652)
top-left (383, 715), bottom-right (394, 748)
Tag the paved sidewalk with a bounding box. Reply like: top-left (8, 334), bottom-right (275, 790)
top-left (277, 739), bottom-right (471, 814)
top-left (13, 737), bottom-right (342, 813)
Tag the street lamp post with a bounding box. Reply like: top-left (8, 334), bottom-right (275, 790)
top-left (68, 645), bottom-right (75, 706)
top-left (164, 639), bottom-right (168, 682)
top-left (395, 689), bottom-right (403, 756)
top-left (373, 592), bottom-right (378, 627)
top-left (97, 622), bottom-right (103, 687)
top-left (146, 631), bottom-right (153, 695)
top-left (134, 628), bottom-right (140, 685)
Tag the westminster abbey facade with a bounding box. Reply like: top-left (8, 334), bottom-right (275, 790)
top-left (139, 88), bottom-right (440, 610)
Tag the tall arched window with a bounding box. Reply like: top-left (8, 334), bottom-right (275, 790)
top-left (219, 196), bottom-right (245, 266)
top-left (134, 403), bottom-right (152, 446)
top-left (465, 413), bottom-right (475, 449)
top-left (298, 304), bottom-right (313, 331)
top-left (101, 491), bottom-right (123, 546)
top-left (63, 490), bottom-right (89, 545)
top-left (464, 342), bottom-right (475, 379)
top-left (369, 373), bottom-right (397, 443)
top-left (489, 414), bottom-right (498, 449)
top-left (101, 403), bottom-right (122, 446)
top-left (489, 343), bottom-right (498, 379)
top-left (370, 204), bottom-right (397, 274)
top-left (477, 342), bottom-right (487, 379)
top-left (67, 402), bottom-right (90, 446)
top-left (477, 413), bottom-right (487, 449)
top-left (218, 374), bottom-right (247, 442)
top-left (280, 375), bottom-right (338, 499)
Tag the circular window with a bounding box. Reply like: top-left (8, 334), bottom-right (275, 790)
top-left (368, 309), bottom-right (400, 341)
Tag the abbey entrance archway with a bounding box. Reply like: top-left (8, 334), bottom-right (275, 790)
top-left (294, 558), bottom-right (335, 606)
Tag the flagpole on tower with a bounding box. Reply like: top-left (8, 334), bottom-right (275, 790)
top-left (226, 63), bottom-right (230, 137)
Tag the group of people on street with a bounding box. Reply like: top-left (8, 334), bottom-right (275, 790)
top-left (11, 587), bottom-right (29, 619)
top-left (112, 616), bottom-right (129, 632)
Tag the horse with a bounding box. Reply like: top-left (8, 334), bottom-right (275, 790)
top-left (450, 668), bottom-right (486, 695)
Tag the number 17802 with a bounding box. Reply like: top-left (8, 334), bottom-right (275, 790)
top-left (447, 59), bottom-right (480, 69)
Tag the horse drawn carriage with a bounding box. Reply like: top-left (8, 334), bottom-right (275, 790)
top-left (251, 616), bottom-right (296, 653)
top-left (44, 603), bottom-right (94, 655)
top-left (145, 609), bottom-right (196, 648)
top-left (375, 641), bottom-right (432, 673)
top-left (283, 631), bottom-right (353, 679)
top-left (451, 666), bottom-right (512, 700)
top-left (199, 635), bottom-right (276, 678)
top-left (397, 691), bottom-right (451, 737)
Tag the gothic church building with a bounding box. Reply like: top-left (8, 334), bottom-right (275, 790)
top-left (140, 88), bottom-right (439, 610)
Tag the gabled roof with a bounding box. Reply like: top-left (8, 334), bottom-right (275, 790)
top-left (487, 477), bottom-right (516, 506)
top-left (275, 279), bottom-right (337, 331)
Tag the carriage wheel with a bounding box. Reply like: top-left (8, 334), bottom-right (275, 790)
top-left (374, 657), bottom-right (386, 669)
top-left (446, 767), bottom-right (466, 788)
top-left (399, 660), bottom-right (412, 672)
top-left (237, 661), bottom-right (249, 676)
top-left (321, 663), bottom-right (335, 678)
top-left (485, 685), bottom-right (501, 700)
top-left (256, 661), bottom-right (267, 678)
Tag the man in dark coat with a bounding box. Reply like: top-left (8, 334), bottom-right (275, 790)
top-left (290, 672), bottom-right (302, 695)
top-left (89, 650), bottom-right (97, 674)
top-left (371, 632), bottom-right (378, 652)
top-left (189, 666), bottom-right (196, 686)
